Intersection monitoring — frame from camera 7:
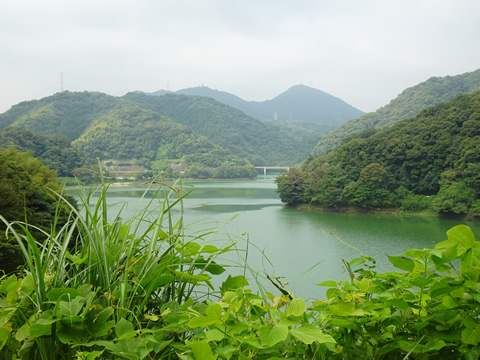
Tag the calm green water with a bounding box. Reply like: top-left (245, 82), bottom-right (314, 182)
top-left (68, 177), bottom-right (480, 301)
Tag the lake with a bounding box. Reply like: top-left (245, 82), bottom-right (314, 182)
top-left (68, 177), bottom-right (480, 301)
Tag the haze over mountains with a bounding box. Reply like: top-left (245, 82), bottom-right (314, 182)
top-left (147, 84), bottom-right (365, 126)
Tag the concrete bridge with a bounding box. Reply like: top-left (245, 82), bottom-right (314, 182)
top-left (255, 166), bottom-right (290, 176)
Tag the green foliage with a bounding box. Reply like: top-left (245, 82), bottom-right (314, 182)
top-left (275, 167), bottom-right (307, 204)
top-left (277, 91), bottom-right (480, 216)
top-left (0, 147), bottom-right (71, 274)
top-left (0, 127), bottom-right (84, 176)
top-left (314, 68), bottom-right (480, 155)
top-left (0, 91), bottom-right (119, 140)
top-left (123, 92), bottom-right (329, 165)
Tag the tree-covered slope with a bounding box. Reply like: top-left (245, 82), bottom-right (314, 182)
top-left (0, 91), bottom-right (329, 168)
top-left (277, 91), bottom-right (480, 217)
top-left (0, 91), bottom-right (119, 140)
top-left (313, 68), bottom-right (480, 155)
top-left (0, 147), bottom-right (72, 273)
top-left (72, 104), bottom-right (252, 171)
top-left (0, 127), bottom-right (84, 177)
top-left (123, 92), bottom-right (328, 165)
top-left (149, 84), bottom-right (364, 125)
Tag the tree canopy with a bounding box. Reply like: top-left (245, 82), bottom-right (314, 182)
top-left (313, 68), bottom-right (480, 155)
top-left (0, 148), bottom-right (72, 274)
top-left (277, 91), bottom-right (480, 217)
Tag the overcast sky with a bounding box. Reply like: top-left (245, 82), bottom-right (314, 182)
top-left (1, 0), bottom-right (479, 114)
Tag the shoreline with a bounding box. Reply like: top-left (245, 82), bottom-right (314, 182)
top-left (285, 203), bottom-right (479, 221)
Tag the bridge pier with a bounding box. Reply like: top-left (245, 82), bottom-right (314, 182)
top-left (255, 166), bottom-right (290, 177)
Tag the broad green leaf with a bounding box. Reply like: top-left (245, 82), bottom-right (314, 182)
top-left (436, 224), bottom-right (475, 256)
top-left (205, 329), bottom-right (225, 342)
top-left (205, 303), bottom-right (222, 319)
top-left (260, 324), bottom-right (288, 347)
top-left (384, 299), bottom-right (409, 310)
top-left (316, 280), bottom-right (337, 287)
top-left (190, 340), bottom-right (217, 360)
top-left (59, 296), bottom-right (84, 317)
top-left (410, 278), bottom-right (433, 288)
top-left (30, 319), bottom-right (57, 337)
top-left (103, 338), bottom-right (145, 359)
top-left (424, 339), bottom-right (446, 351)
top-left (47, 288), bottom-right (82, 302)
top-left (188, 315), bottom-right (220, 329)
top-left (349, 257), bottom-right (366, 267)
top-left (57, 323), bottom-right (88, 345)
top-left (0, 275), bottom-right (18, 293)
top-left (0, 328), bottom-right (9, 351)
top-left (115, 318), bottom-right (135, 339)
top-left (86, 307), bottom-right (115, 338)
top-left (161, 301), bottom-right (181, 315)
top-left (403, 249), bottom-right (428, 258)
top-left (75, 351), bottom-right (104, 360)
top-left (329, 301), bottom-right (365, 316)
top-left (386, 255), bottom-right (414, 272)
top-left (20, 274), bottom-right (35, 293)
top-left (430, 286), bottom-right (463, 299)
top-left (462, 325), bottom-right (480, 345)
top-left (328, 318), bottom-right (357, 329)
top-left (461, 244), bottom-right (480, 282)
top-left (286, 298), bottom-right (306, 318)
top-left (15, 322), bottom-right (30, 342)
top-left (195, 258), bottom-right (225, 275)
top-left (221, 275), bottom-right (249, 293)
top-left (0, 308), bottom-right (15, 327)
top-left (289, 324), bottom-right (336, 344)
top-left (215, 345), bottom-right (236, 358)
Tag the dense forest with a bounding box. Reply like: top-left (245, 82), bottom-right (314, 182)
top-left (313, 68), bottom-right (480, 155)
top-left (277, 91), bottom-right (480, 217)
top-left (123, 92), bottom-right (332, 165)
top-left (0, 127), bottom-right (84, 177)
top-left (151, 84), bottom-right (364, 125)
top-left (0, 148), bottom-right (74, 273)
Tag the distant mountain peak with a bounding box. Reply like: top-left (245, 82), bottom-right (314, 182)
top-left (145, 85), bottom-right (364, 126)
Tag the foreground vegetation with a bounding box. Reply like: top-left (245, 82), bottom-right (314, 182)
top-left (277, 91), bottom-right (480, 218)
top-left (1, 179), bottom-right (480, 359)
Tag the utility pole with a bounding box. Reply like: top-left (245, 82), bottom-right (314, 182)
top-left (60, 72), bottom-right (64, 92)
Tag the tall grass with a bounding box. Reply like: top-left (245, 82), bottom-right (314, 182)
top-left (0, 178), bottom-right (242, 359)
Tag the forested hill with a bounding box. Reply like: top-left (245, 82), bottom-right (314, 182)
top-left (148, 84), bottom-right (364, 125)
top-left (0, 91), bottom-right (118, 140)
top-left (276, 90), bottom-right (480, 217)
top-left (0, 127), bottom-right (84, 177)
top-left (123, 92), bottom-right (332, 165)
top-left (0, 90), bottom-right (330, 172)
top-left (313, 68), bottom-right (480, 155)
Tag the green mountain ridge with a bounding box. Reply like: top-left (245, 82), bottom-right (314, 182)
top-left (123, 92), bottom-right (332, 165)
top-left (149, 84), bottom-right (365, 125)
top-left (276, 90), bottom-right (480, 217)
top-left (313, 68), bottom-right (480, 155)
top-left (0, 91), bottom-right (330, 176)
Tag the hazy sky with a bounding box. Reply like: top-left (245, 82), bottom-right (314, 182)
top-left (1, 0), bottom-right (479, 114)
